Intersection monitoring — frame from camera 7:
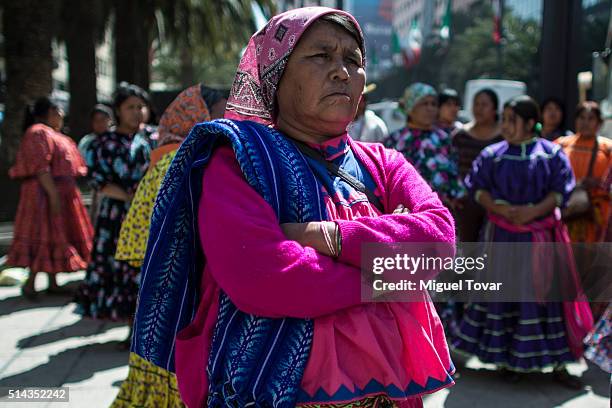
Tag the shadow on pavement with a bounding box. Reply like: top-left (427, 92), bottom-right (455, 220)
top-left (581, 361), bottom-right (610, 398)
top-left (0, 293), bottom-right (72, 317)
top-left (444, 365), bottom-right (607, 407)
top-left (0, 341), bottom-right (129, 396)
top-left (0, 281), bottom-right (81, 317)
top-left (16, 318), bottom-right (126, 349)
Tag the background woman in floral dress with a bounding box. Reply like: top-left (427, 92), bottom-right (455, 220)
top-left (75, 83), bottom-right (150, 321)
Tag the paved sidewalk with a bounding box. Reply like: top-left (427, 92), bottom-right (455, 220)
top-left (0, 270), bottom-right (609, 408)
top-left (0, 271), bottom-right (129, 407)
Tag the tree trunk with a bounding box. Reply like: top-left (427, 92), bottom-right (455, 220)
top-left (64, 0), bottom-right (98, 139)
top-left (540, 0), bottom-right (582, 130)
top-left (1, 0), bottom-right (56, 171)
top-left (114, 0), bottom-right (152, 90)
top-left (179, 44), bottom-right (195, 88)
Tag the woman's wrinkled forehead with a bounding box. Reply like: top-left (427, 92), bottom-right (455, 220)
top-left (255, 8), bottom-right (363, 69)
top-left (225, 7), bottom-right (364, 124)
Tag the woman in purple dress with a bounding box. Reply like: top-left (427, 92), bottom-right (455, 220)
top-left (451, 96), bottom-right (592, 389)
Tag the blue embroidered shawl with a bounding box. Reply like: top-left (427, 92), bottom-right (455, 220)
top-left (132, 119), bottom-right (328, 406)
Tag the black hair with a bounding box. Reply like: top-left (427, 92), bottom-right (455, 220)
top-left (541, 97), bottom-right (566, 132)
top-left (90, 103), bottom-right (114, 121)
top-left (317, 13), bottom-right (365, 60)
top-left (507, 95), bottom-right (540, 132)
top-left (200, 84), bottom-right (226, 109)
top-left (474, 88), bottom-right (499, 122)
top-left (112, 82), bottom-right (148, 125)
top-left (575, 100), bottom-right (603, 123)
top-left (439, 89), bottom-right (460, 106)
top-left (23, 96), bottom-right (61, 131)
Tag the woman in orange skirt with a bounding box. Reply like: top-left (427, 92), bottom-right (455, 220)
top-left (557, 101), bottom-right (611, 243)
top-left (8, 97), bottom-right (93, 299)
top-left (557, 101), bottom-right (611, 318)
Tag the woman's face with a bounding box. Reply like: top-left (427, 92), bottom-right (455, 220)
top-left (410, 95), bottom-right (438, 128)
top-left (575, 110), bottom-right (601, 138)
top-left (501, 107), bottom-right (533, 144)
top-left (92, 112), bottom-right (112, 135)
top-left (117, 96), bottom-right (146, 132)
top-left (542, 102), bottom-right (562, 129)
top-left (46, 107), bottom-right (64, 131)
top-left (439, 99), bottom-right (459, 124)
top-left (142, 104), bottom-right (151, 124)
top-left (472, 93), bottom-right (497, 124)
top-left (276, 20), bottom-right (366, 138)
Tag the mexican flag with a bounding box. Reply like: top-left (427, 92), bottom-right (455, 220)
top-left (402, 21), bottom-right (422, 69)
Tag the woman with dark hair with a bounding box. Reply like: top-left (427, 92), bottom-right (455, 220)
top-left (541, 97), bottom-right (571, 141)
top-left (452, 96), bottom-right (592, 388)
top-left (452, 88), bottom-right (504, 242)
top-left (111, 84), bottom-right (226, 407)
top-left (129, 8), bottom-right (455, 407)
top-left (437, 88), bottom-right (462, 135)
top-left (9, 97), bottom-right (93, 299)
top-left (557, 101), bottom-right (611, 243)
top-left (137, 85), bottom-right (159, 147)
top-left (78, 104), bottom-right (114, 222)
top-left (75, 83), bottom-right (150, 320)
top-left (77, 104), bottom-right (114, 158)
top-left (115, 84), bottom-right (226, 269)
top-left (385, 82), bottom-right (466, 208)
top-left (557, 102), bottom-right (611, 321)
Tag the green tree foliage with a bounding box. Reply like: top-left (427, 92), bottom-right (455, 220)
top-left (374, 1), bottom-right (541, 100)
top-left (440, 4), bottom-right (541, 95)
top-left (152, 0), bottom-right (275, 88)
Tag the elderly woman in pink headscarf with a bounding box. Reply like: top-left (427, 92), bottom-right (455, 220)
top-left (131, 7), bottom-right (455, 408)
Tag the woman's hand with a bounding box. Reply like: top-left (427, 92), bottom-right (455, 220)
top-left (281, 204), bottom-right (409, 256)
top-left (581, 177), bottom-right (600, 190)
top-left (392, 204), bottom-right (410, 214)
top-left (493, 204), bottom-right (514, 221)
top-left (492, 204), bottom-right (536, 225)
top-left (49, 192), bottom-right (61, 216)
top-left (281, 221), bottom-right (339, 257)
top-left (36, 171), bottom-right (61, 216)
top-left (100, 183), bottom-right (132, 202)
top-left (280, 222), bottom-right (315, 245)
top-left (508, 205), bottom-right (539, 225)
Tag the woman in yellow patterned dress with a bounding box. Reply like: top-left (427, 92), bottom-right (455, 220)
top-left (111, 84), bottom-right (226, 408)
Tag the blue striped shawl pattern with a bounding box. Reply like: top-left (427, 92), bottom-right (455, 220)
top-left (132, 119), bottom-right (328, 406)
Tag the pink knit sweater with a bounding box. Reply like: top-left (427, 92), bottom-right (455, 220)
top-left (174, 138), bottom-right (455, 407)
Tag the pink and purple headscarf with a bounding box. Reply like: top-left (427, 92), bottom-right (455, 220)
top-left (224, 7), bottom-right (364, 125)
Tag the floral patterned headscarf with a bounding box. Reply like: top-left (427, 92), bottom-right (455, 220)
top-left (157, 85), bottom-right (211, 146)
top-left (224, 7), bottom-right (364, 125)
top-left (400, 82), bottom-right (437, 115)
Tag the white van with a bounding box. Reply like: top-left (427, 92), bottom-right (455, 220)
top-left (461, 79), bottom-right (527, 122)
top-left (368, 100), bottom-right (406, 134)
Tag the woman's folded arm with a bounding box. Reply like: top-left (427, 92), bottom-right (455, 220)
top-left (200, 146), bottom-right (363, 319)
top-left (337, 148), bottom-right (456, 267)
